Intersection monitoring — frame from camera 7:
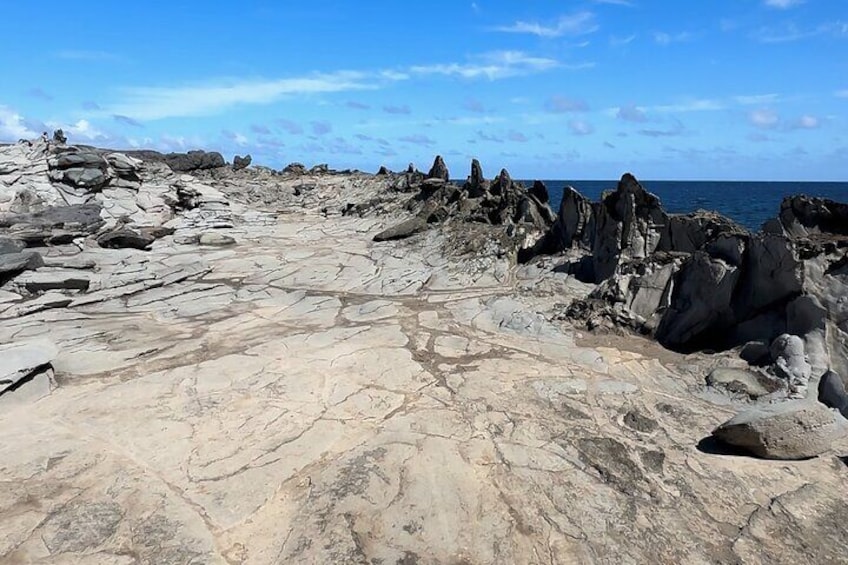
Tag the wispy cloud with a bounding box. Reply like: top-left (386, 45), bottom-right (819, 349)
top-left (753, 21), bottom-right (848, 43)
top-left (653, 31), bottom-right (693, 45)
top-left (112, 114), bottom-right (143, 127)
top-left (749, 108), bottom-right (780, 129)
top-left (410, 51), bottom-right (561, 80)
top-left (383, 104), bottom-right (412, 115)
top-left (55, 49), bottom-right (121, 61)
top-left (610, 34), bottom-right (637, 47)
top-left (568, 119), bottom-right (594, 135)
top-left (836, 90), bottom-right (848, 98)
top-left (763, 0), bottom-right (804, 9)
top-left (652, 99), bottom-right (725, 113)
top-left (251, 124), bottom-right (271, 134)
top-left (311, 121), bottom-right (332, 136)
top-left (463, 98), bottom-right (486, 113)
top-left (106, 71), bottom-right (379, 120)
top-left (508, 130), bottom-right (529, 142)
top-left (617, 104), bottom-right (648, 122)
top-left (346, 101), bottom-right (370, 110)
top-left (276, 119), bottom-right (304, 135)
top-left (788, 115), bottom-right (820, 129)
top-left (493, 11), bottom-right (599, 38)
top-left (734, 93), bottom-right (780, 105)
top-left (398, 134), bottom-right (436, 146)
top-left (638, 120), bottom-right (686, 137)
top-left (26, 87), bottom-right (53, 101)
top-left (593, 0), bottom-right (633, 5)
top-left (545, 96), bottom-right (590, 113)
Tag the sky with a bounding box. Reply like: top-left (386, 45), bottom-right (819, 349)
top-left (0, 0), bottom-right (846, 180)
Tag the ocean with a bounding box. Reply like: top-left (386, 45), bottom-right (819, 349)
top-left (529, 180), bottom-right (848, 231)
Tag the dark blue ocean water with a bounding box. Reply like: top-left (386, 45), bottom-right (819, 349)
top-left (529, 180), bottom-right (848, 231)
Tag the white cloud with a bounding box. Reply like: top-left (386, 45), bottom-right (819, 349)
top-left (106, 71), bottom-right (379, 121)
top-left (754, 21), bottom-right (848, 43)
top-left (749, 109), bottom-right (780, 129)
top-left (0, 106), bottom-right (39, 141)
top-left (835, 90), bottom-right (848, 98)
top-left (494, 12), bottom-right (598, 38)
top-left (568, 119), bottom-right (594, 135)
top-left (653, 31), bottom-right (693, 45)
top-left (45, 119), bottom-right (108, 142)
top-left (55, 50), bottom-right (121, 61)
top-left (610, 34), bottom-right (637, 47)
top-left (790, 115), bottom-right (820, 129)
top-left (764, 0), bottom-right (804, 9)
top-left (734, 93), bottom-right (780, 105)
top-left (652, 99), bottom-right (725, 113)
top-left (410, 51), bottom-right (560, 80)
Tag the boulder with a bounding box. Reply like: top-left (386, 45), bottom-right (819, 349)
top-left (712, 400), bottom-right (845, 460)
top-left (97, 228), bottom-right (156, 250)
top-left (373, 218), bottom-right (428, 242)
top-left (0, 251), bottom-right (44, 282)
top-left (740, 341), bottom-right (771, 366)
top-left (283, 162), bottom-right (307, 175)
top-left (52, 129), bottom-right (67, 144)
top-left (0, 340), bottom-right (58, 395)
top-left (310, 164), bottom-right (329, 174)
top-left (164, 150), bottom-right (225, 172)
top-left (233, 155), bottom-right (252, 171)
top-left (427, 155), bottom-right (449, 182)
top-left (818, 370), bottom-right (848, 417)
top-left (105, 153), bottom-right (142, 182)
top-left (376, 166), bottom-right (390, 176)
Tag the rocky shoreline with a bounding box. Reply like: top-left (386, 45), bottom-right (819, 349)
top-left (1, 134), bottom-right (847, 563)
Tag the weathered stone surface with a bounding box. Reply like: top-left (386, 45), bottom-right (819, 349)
top-left (770, 333), bottom-right (812, 398)
top-left (165, 150), bottom-right (226, 172)
top-left (713, 400), bottom-right (845, 459)
top-left (198, 232), bottom-right (236, 246)
top-left (373, 217), bottom-right (427, 242)
top-left (555, 185), bottom-right (594, 250)
top-left (706, 367), bottom-right (776, 399)
top-left (3, 140), bottom-right (848, 564)
top-left (0, 339), bottom-right (58, 394)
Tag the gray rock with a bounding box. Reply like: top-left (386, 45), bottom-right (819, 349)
top-left (427, 155), bottom-right (449, 182)
top-left (778, 195), bottom-right (848, 238)
top-left (465, 159), bottom-right (488, 197)
top-left (740, 341), bottom-right (771, 366)
top-left (376, 166), bottom-right (390, 176)
top-left (97, 229), bottom-right (156, 250)
top-left (233, 154), bottom-right (252, 171)
top-left (198, 232), bottom-right (237, 246)
top-left (770, 334), bottom-right (812, 398)
top-left (0, 250), bottom-right (44, 281)
top-left (373, 218), bottom-right (428, 242)
top-left (283, 162), bottom-right (307, 175)
top-left (706, 367), bottom-right (775, 399)
top-left (52, 129), bottom-right (67, 144)
top-left (0, 339), bottom-right (58, 395)
top-left (165, 150), bottom-right (225, 172)
top-left (818, 370), bottom-right (848, 417)
top-left (529, 180), bottom-right (549, 205)
top-left (713, 400), bottom-right (845, 460)
top-left (655, 253), bottom-right (739, 349)
top-left (555, 186), bottom-right (594, 250)
top-left (0, 237), bottom-right (26, 254)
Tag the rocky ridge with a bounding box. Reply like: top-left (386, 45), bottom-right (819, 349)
top-left (1, 136), bottom-right (848, 563)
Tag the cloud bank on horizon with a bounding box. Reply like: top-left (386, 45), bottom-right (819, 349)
top-left (0, 0), bottom-right (845, 180)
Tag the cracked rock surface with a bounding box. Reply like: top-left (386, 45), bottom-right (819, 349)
top-left (2, 141), bottom-right (848, 564)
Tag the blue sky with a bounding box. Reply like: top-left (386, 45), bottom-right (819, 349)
top-left (1, 0), bottom-right (846, 180)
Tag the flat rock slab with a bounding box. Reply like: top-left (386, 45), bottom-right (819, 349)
top-left (0, 340), bottom-right (58, 394)
top-left (713, 399), bottom-right (846, 459)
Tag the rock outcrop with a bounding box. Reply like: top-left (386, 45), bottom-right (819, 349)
top-left (547, 176), bottom-right (847, 388)
top-left (372, 158), bottom-right (555, 261)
